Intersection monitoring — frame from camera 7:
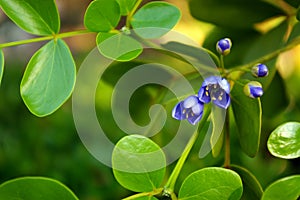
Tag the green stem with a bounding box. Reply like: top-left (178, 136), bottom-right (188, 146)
top-left (228, 37), bottom-right (300, 74)
top-left (164, 107), bottom-right (211, 194)
top-left (223, 111), bottom-right (230, 168)
top-left (122, 188), bottom-right (163, 200)
top-left (203, 48), bottom-right (220, 67)
top-left (263, 0), bottom-right (296, 16)
top-left (126, 0), bottom-right (143, 28)
top-left (0, 29), bottom-right (92, 48)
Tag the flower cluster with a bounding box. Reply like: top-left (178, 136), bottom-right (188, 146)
top-left (172, 76), bottom-right (230, 125)
top-left (244, 63), bottom-right (269, 98)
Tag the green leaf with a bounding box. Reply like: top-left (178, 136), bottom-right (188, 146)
top-left (112, 135), bottom-right (166, 192)
top-left (189, 0), bottom-right (284, 30)
top-left (231, 79), bottom-right (262, 157)
top-left (84, 0), bottom-right (121, 32)
top-left (210, 105), bottom-right (225, 157)
top-left (20, 39), bottom-right (76, 117)
top-left (242, 21), bottom-right (288, 89)
top-left (261, 72), bottom-right (289, 118)
top-left (117, 0), bottom-right (138, 15)
top-left (0, 0), bottom-right (60, 35)
top-left (231, 165), bottom-right (263, 200)
top-left (96, 32), bottom-right (143, 61)
top-left (267, 122), bottom-right (300, 159)
top-left (297, 7), bottom-right (300, 21)
top-left (131, 2), bottom-right (181, 38)
top-left (178, 167), bottom-right (243, 200)
top-left (0, 177), bottom-right (78, 200)
top-left (0, 50), bottom-right (3, 86)
top-left (262, 175), bottom-right (300, 200)
top-left (287, 22), bottom-right (300, 43)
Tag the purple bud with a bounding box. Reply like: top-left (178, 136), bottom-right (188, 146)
top-left (251, 63), bottom-right (269, 78)
top-left (216, 38), bottom-right (232, 56)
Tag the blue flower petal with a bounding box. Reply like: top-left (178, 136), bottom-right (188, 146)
top-left (212, 93), bottom-right (231, 109)
top-left (198, 85), bottom-right (211, 103)
top-left (172, 101), bottom-right (185, 120)
top-left (249, 86), bottom-right (263, 98)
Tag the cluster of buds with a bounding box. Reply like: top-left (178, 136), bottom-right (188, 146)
top-left (172, 38), bottom-right (269, 125)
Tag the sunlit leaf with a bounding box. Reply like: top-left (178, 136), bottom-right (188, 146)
top-left (231, 165), bottom-right (263, 200)
top-left (178, 167), bottom-right (243, 200)
top-left (231, 79), bottom-right (262, 157)
top-left (267, 122), bottom-right (300, 159)
top-left (84, 0), bottom-right (121, 32)
top-left (0, 0), bottom-right (60, 35)
top-left (262, 175), bottom-right (300, 200)
top-left (20, 39), bottom-right (76, 117)
top-left (0, 177), bottom-right (78, 200)
top-left (131, 2), bottom-right (181, 38)
top-left (112, 135), bottom-right (166, 192)
top-left (96, 32), bottom-right (142, 61)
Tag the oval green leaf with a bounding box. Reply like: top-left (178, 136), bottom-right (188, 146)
top-left (112, 135), bottom-right (166, 192)
top-left (231, 165), bottom-right (263, 200)
top-left (0, 177), bottom-right (78, 200)
top-left (117, 0), bottom-right (138, 15)
top-left (0, 0), bottom-right (60, 35)
top-left (20, 39), bottom-right (76, 117)
top-left (189, 0), bottom-right (283, 30)
top-left (96, 32), bottom-right (143, 61)
top-left (267, 122), bottom-right (300, 159)
top-left (0, 50), bottom-right (4, 86)
top-left (178, 167), bottom-right (243, 200)
top-left (262, 175), bottom-right (300, 200)
top-left (84, 0), bottom-right (121, 32)
top-left (231, 79), bottom-right (262, 157)
top-left (131, 2), bottom-right (181, 38)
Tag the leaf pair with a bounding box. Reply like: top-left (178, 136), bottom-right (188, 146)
top-left (84, 0), bottom-right (181, 61)
top-left (112, 135), bottom-right (244, 199)
top-left (0, 0), bottom-right (76, 116)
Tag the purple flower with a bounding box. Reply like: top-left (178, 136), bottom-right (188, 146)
top-left (172, 95), bottom-right (204, 125)
top-left (198, 76), bottom-right (231, 109)
top-left (251, 63), bottom-right (269, 78)
top-left (244, 81), bottom-right (263, 98)
top-left (216, 38), bottom-right (232, 56)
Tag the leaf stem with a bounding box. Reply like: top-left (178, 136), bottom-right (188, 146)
top-left (224, 111), bottom-right (230, 168)
top-left (122, 188), bottom-right (163, 200)
top-left (227, 37), bottom-right (300, 74)
top-left (126, 0), bottom-right (143, 28)
top-left (0, 29), bottom-right (92, 48)
top-left (163, 107), bottom-right (211, 194)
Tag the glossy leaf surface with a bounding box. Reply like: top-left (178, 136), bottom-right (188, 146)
top-left (231, 79), bottom-right (262, 157)
top-left (0, 0), bottom-right (60, 35)
top-left (112, 135), bottom-right (166, 192)
top-left (21, 39), bottom-right (76, 117)
top-left (267, 122), bottom-right (300, 159)
top-left (96, 32), bottom-right (142, 61)
top-left (0, 177), bottom-right (78, 200)
top-left (178, 167), bottom-right (243, 200)
top-left (84, 0), bottom-right (121, 32)
top-left (262, 175), bottom-right (300, 200)
top-left (131, 2), bottom-right (181, 38)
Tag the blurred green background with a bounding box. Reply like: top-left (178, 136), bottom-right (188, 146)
top-left (0, 0), bottom-right (300, 199)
